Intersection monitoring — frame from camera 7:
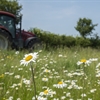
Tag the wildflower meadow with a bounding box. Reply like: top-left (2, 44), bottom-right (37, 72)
top-left (0, 47), bottom-right (100, 100)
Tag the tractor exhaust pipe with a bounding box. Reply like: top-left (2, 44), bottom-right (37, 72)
top-left (18, 14), bottom-right (23, 49)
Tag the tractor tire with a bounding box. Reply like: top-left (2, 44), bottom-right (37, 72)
top-left (27, 39), bottom-right (42, 52)
top-left (0, 30), bottom-right (12, 50)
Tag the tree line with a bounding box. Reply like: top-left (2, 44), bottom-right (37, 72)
top-left (29, 28), bottom-right (100, 49)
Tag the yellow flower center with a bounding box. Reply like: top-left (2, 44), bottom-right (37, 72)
top-left (58, 81), bottom-right (63, 84)
top-left (44, 90), bottom-right (48, 94)
top-left (25, 55), bottom-right (33, 61)
top-left (81, 59), bottom-right (86, 63)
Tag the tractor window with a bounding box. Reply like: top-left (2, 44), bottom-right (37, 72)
top-left (0, 15), bottom-right (16, 38)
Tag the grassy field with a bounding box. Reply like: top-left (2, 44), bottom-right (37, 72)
top-left (0, 47), bottom-right (100, 100)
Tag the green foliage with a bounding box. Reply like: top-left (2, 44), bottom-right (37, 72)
top-left (29, 28), bottom-right (100, 49)
top-left (90, 35), bottom-right (100, 48)
top-left (0, 0), bottom-right (22, 17)
top-left (29, 28), bottom-right (76, 49)
top-left (76, 37), bottom-right (91, 47)
top-left (75, 18), bottom-right (98, 38)
top-left (64, 36), bottom-right (76, 47)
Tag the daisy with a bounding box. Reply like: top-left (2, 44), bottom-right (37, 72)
top-left (15, 51), bottom-right (19, 55)
top-left (77, 59), bottom-right (91, 66)
top-left (66, 92), bottom-right (71, 97)
top-left (20, 52), bottom-right (38, 66)
top-left (81, 93), bottom-right (87, 97)
top-left (39, 88), bottom-right (56, 97)
top-left (43, 69), bottom-right (51, 73)
top-left (42, 78), bottom-right (48, 82)
top-left (53, 80), bottom-right (67, 88)
top-left (90, 89), bottom-right (96, 93)
top-left (32, 96), bottom-right (47, 100)
top-left (14, 75), bottom-right (20, 79)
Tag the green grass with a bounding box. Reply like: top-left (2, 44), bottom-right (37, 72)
top-left (0, 47), bottom-right (100, 100)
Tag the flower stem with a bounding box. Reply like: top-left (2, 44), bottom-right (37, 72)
top-left (30, 63), bottom-right (37, 100)
top-left (82, 64), bottom-right (85, 100)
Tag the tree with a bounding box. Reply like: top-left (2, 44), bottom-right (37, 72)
top-left (75, 18), bottom-right (98, 38)
top-left (0, 0), bottom-right (22, 17)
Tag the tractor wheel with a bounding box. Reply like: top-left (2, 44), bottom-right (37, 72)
top-left (27, 39), bottom-right (42, 52)
top-left (0, 30), bottom-right (12, 50)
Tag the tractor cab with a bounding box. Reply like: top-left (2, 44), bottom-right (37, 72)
top-left (0, 11), bottom-right (16, 38)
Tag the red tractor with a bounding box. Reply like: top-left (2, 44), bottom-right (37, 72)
top-left (0, 11), bottom-right (41, 50)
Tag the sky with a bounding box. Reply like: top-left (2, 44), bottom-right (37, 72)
top-left (19, 0), bottom-right (100, 36)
